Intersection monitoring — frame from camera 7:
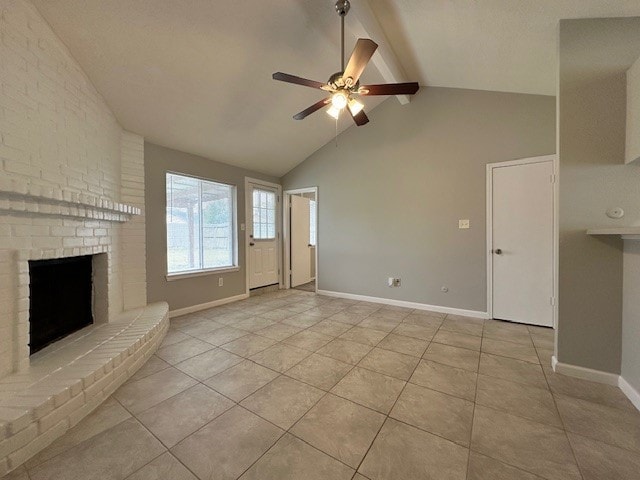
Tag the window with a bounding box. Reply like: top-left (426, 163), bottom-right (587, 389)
top-left (166, 173), bottom-right (237, 275)
top-left (309, 199), bottom-right (317, 246)
top-left (252, 188), bottom-right (276, 239)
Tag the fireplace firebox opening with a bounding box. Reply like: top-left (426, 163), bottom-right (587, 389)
top-left (28, 255), bottom-right (94, 355)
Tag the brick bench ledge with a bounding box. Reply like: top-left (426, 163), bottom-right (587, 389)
top-left (0, 302), bottom-right (169, 476)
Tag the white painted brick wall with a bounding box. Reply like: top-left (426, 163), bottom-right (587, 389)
top-left (120, 132), bottom-right (146, 310)
top-left (0, 0), bottom-right (122, 199)
top-left (0, 0), bottom-right (146, 378)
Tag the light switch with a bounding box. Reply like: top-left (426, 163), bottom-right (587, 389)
top-left (459, 219), bottom-right (470, 229)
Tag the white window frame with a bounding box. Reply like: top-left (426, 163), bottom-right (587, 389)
top-left (165, 171), bottom-right (239, 280)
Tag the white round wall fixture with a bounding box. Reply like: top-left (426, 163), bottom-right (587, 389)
top-left (606, 207), bottom-right (625, 219)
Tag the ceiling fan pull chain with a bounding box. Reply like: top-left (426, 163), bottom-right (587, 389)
top-left (335, 117), bottom-right (339, 147)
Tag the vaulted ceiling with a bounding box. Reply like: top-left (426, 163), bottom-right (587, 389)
top-left (32, 0), bottom-right (640, 176)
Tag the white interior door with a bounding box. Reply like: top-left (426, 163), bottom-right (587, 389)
top-left (291, 195), bottom-right (311, 287)
top-left (249, 185), bottom-right (278, 289)
top-left (491, 160), bottom-right (554, 326)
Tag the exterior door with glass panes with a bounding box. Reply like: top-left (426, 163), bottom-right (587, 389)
top-left (249, 184), bottom-right (278, 289)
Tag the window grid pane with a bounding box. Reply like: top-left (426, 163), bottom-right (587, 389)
top-left (252, 189), bottom-right (276, 240)
top-left (166, 173), bottom-right (236, 274)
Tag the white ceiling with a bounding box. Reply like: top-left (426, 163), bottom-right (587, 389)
top-left (32, 0), bottom-right (640, 176)
top-left (371, 0), bottom-right (640, 96)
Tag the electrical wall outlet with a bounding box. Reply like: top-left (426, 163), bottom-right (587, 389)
top-left (458, 219), bottom-right (470, 229)
top-left (388, 277), bottom-right (401, 287)
top-left (218, 277), bottom-right (223, 287)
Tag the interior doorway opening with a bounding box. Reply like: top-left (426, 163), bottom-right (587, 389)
top-left (284, 187), bottom-right (318, 293)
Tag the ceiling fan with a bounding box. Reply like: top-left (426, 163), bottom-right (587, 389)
top-left (272, 0), bottom-right (419, 126)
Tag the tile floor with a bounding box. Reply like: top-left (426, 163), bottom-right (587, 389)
top-left (293, 280), bottom-right (316, 292)
top-left (7, 289), bottom-right (640, 480)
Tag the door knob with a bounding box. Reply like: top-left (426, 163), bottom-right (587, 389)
top-left (494, 248), bottom-right (502, 255)
top-left (250, 242), bottom-right (255, 246)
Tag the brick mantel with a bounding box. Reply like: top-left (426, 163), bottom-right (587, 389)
top-left (0, 177), bottom-right (141, 222)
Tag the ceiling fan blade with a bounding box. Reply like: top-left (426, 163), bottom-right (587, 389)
top-left (349, 108), bottom-right (369, 126)
top-left (360, 82), bottom-right (420, 96)
top-left (273, 72), bottom-right (327, 90)
top-left (293, 98), bottom-right (331, 120)
top-left (342, 39), bottom-right (378, 86)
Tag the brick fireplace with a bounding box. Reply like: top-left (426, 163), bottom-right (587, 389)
top-left (0, 0), bottom-right (150, 378)
top-left (0, 157), bottom-right (146, 377)
top-left (0, 1), bottom-right (167, 474)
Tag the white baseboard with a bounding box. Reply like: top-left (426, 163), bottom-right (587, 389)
top-left (169, 293), bottom-right (249, 318)
top-left (619, 376), bottom-right (640, 411)
top-left (552, 356), bottom-right (619, 386)
top-left (316, 289), bottom-right (489, 319)
top-left (552, 357), bottom-right (640, 412)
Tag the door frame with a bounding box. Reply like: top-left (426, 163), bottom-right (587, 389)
top-left (244, 177), bottom-right (283, 295)
top-left (283, 187), bottom-right (318, 292)
top-left (486, 155), bottom-right (558, 327)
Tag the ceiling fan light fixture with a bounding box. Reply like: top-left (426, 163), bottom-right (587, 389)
top-left (348, 98), bottom-right (364, 115)
top-left (272, 0), bottom-right (418, 126)
top-left (331, 91), bottom-right (348, 110)
top-left (327, 105), bottom-right (341, 119)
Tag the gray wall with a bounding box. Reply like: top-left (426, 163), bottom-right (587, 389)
top-left (282, 87), bottom-right (556, 312)
top-left (623, 243), bottom-right (640, 391)
top-left (144, 142), bottom-right (278, 311)
top-left (558, 18), bottom-right (640, 374)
